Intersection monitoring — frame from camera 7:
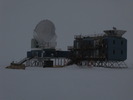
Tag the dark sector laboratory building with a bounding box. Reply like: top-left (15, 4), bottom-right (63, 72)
top-left (8, 19), bottom-right (127, 68)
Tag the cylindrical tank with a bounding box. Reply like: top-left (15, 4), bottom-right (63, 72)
top-left (33, 19), bottom-right (57, 49)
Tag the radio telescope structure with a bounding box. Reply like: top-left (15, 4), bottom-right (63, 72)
top-left (32, 19), bottom-right (57, 49)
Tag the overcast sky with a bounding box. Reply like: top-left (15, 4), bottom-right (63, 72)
top-left (0, 0), bottom-right (133, 66)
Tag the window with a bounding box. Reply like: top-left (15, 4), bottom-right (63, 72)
top-left (113, 40), bottom-right (115, 44)
top-left (121, 41), bottom-right (123, 45)
top-left (121, 50), bottom-right (123, 55)
top-left (89, 41), bottom-right (91, 45)
top-left (102, 50), bottom-right (105, 54)
top-left (76, 42), bottom-right (79, 48)
top-left (113, 50), bottom-right (115, 55)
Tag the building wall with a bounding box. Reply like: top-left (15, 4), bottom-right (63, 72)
top-left (73, 38), bottom-right (94, 58)
top-left (27, 49), bottom-right (70, 58)
top-left (73, 36), bottom-right (127, 61)
top-left (104, 37), bottom-right (127, 61)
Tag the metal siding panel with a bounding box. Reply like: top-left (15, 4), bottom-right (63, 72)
top-left (27, 51), bottom-right (32, 58)
top-left (55, 51), bottom-right (70, 58)
top-left (105, 37), bottom-right (127, 61)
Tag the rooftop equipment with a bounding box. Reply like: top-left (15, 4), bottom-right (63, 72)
top-left (104, 27), bottom-right (126, 37)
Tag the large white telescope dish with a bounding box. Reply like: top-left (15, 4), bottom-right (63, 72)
top-left (33, 20), bottom-right (57, 49)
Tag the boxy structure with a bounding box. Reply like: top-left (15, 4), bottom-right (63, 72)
top-left (68, 27), bottom-right (127, 68)
top-left (26, 49), bottom-right (70, 67)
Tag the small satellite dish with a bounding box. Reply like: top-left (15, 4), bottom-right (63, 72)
top-left (33, 20), bottom-right (57, 49)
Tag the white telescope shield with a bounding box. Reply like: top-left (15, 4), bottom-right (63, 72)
top-left (33, 20), bottom-right (57, 49)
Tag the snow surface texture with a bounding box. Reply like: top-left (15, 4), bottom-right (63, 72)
top-left (0, 65), bottom-right (133, 100)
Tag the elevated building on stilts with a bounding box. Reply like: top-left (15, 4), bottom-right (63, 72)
top-left (7, 20), bottom-right (127, 69)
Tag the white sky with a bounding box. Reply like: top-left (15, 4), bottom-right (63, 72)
top-left (0, 0), bottom-right (133, 66)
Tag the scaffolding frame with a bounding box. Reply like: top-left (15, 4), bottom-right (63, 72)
top-left (75, 60), bottom-right (128, 68)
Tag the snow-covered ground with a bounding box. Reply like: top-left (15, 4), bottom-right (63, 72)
top-left (0, 65), bottom-right (133, 100)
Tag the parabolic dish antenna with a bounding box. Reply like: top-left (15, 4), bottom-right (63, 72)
top-left (33, 19), bottom-right (57, 49)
